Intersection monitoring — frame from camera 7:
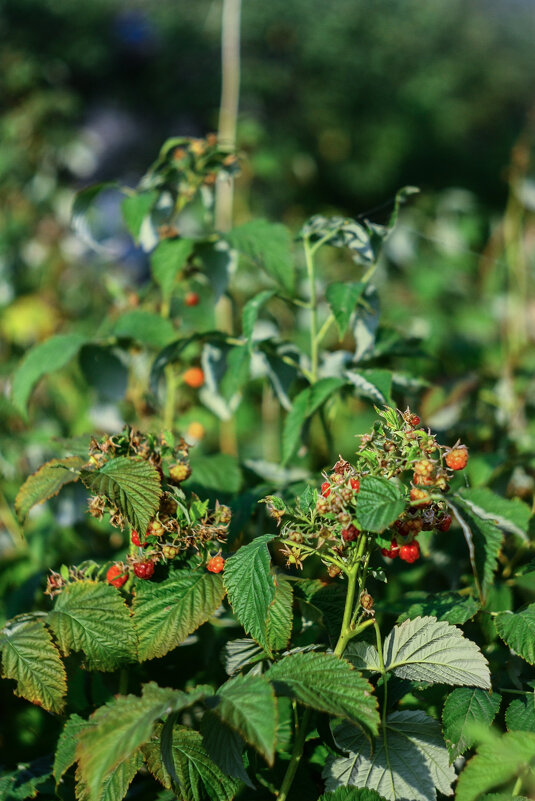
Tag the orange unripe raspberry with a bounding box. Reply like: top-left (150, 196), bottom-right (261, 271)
top-left (445, 446), bottom-right (468, 471)
top-left (183, 367), bottom-right (204, 388)
top-left (147, 519), bottom-right (165, 538)
top-left (187, 421), bottom-right (205, 441)
top-left (106, 563), bottom-right (128, 588)
top-left (207, 555), bottom-right (225, 573)
top-left (414, 459), bottom-right (435, 478)
top-left (410, 487), bottom-right (431, 507)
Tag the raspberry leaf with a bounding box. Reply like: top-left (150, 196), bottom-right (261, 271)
top-left (223, 534), bottom-right (276, 654)
top-left (326, 282), bottom-right (365, 338)
top-left (495, 604), bottom-right (535, 665)
top-left (381, 616), bottom-right (490, 688)
top-left (266, 574), bottom-right (293, 652)
top-left (48, 580), bottom-right (137, 671)
top-left (324, 710), bottom-right (455, 801)
top-left (242, 289), bottom-right (276, 346)
top-left (457, 487), bottom-right (531, 543)
top-left (266, 651), bottom-right (379, 736)
top-left (121, 190), bottom-right (158, 241)
top-left (0, 616), bottom-right (67, 714)
top-left (226, 219), bottom-right (294, 294)
top-left (505, 693), bottom-right (535, 732)
top-left (80, 456), bottom-right (161, 536)
top-left (455, 731), bottom-right (535, 801)
top-left (112, 310), bottom-right (176, 348)
top-left (355, 476), bottom-right (406, 533)
top-left (53, 714), bottom-right (88, 786)
top-left (200, 711), bottom-right (255, 789)
top-left (396, 591), bottom-right (480, 625)
top-left (318, 789), bottom-right (388, 801)
top-left (442, 688), bottom-right (501, 762)
top-left (450, 494), bottom-right (503, 603)
top-left (76, 750), bottom-right (143, 801)
top-left (345, 369), bottom-right (393, 406)
top-left (187, 452), bottom-right (243, 494)
top-left (15, 456), bottom-right (84, 523)
top-left (132, 571), bottom-right (226, 661)
top-left (282, 378), bottom-right (346, 465)
top-left (211, 673), bottom-right (278, 765)
top-left (150, 238), bottom-right (195, 301)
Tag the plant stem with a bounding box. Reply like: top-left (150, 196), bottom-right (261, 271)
top-left (303, 237), bottom-right (319, 383)
top-left (277, 706), bottom-right (310, 801)
top-left (512, 775), bottom-right (523, 795)
top-left (333, 565), bottom-right (359, 657)
top-left (374, 619), bottom-right (389, 734)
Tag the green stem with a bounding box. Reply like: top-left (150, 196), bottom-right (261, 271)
top-left (374, 619), bottom-right (389, 733)
top-left (303, 237), bottom-right (319, 383)
top-left (315, 313), bottom-right (335, 346)
top-left (333, 565), bottom-right (359, 657)
top-left (512, 775), bottom-right (523, 796)
top-left (277, 706), bottom-right (310, 801)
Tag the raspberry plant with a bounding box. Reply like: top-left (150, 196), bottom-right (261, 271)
top-left (2, 132), bottom-right (535, 801)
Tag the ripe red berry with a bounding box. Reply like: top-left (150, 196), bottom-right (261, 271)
top-left (437, 513), bottom-right (452, 532)
top-left (381, 541), bottom-right (400, 559)
top-left (207, 555), bottom-right (225, 573)
top-left (445, 446), bottom-right (468, 471)
top-left (185, 291), bottom-right (200, 307)
top-left (350, 478), bottom-right (360, 492)
top-left (106, 564), bottom-right (128, 588)
top-left (134, 561), bottom-right (155, 579)
top-left (321, 481), bottom-right (331, 498)
top-left (131, 530), bottom-right (143, 547)
top-left (342, 524), bottom-right (360, 542)
top-left (400, 541), bottom-right (420, 564)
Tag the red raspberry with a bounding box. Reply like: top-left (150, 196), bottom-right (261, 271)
top-left (342, 524), bottom-right (360, 542)
top-left (106, 564), bottom-right (128, 588)
top-left (445, 446), bottom-right (468, 471)
top-left (320, 482), bottom-right (331, 498)
top-left (134, 561), bottom-right (155, 579)
top-left (207, 555), bottom-right (225, 573)
top-left (131, 530), bottom-right (146, 547)
top-left (410, 488), bottom-right (431, 507)
top-left (437, 513), bottom-right (452, 532)
top-left (400, 541), bottom-right (420, 563)
top-left (381, 541), bottom-right (400, 559)
top-left (185, 291), bottom-right (200, 307)
top-left (183, 367), bottom-right (204, 388)
top-left (350, 478), bottom-right (360, 492)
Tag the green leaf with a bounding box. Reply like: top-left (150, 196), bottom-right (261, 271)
top-left (319, 789), bottom-right (387, 801)
top-left (496, 604), bottom-right (535, 664)
top-left (150, 238), bottom-right (194, 300)
top-left (112, 310), bottom-right (176, 348)
top-left (121, 191), bottom-right (158, 241)
top-left (12, 334), bottom-right (87, 416)
top-left (300, 216), bottom-right (375, 264)
top-left (72, 182), bottom-right (117, 253)
top-left (396, 591), bottom-right (480, 625)
top-left (220, 344), bottom-right (251, 401)
top-left (132, 572), bottom-right (225, 661)
top-left (455, 731), bottom-right (535, 801)
top-left (54, 714), bottom-right (88, 785)
top-left (226, 219), bottom-right (294, 293)
top-left (355, 476), bottom-right (406, 533)
top-left (80, 456), bottom-right (161, 536)
top-left (506, 693), bottom-right (535, 732)
top-left (0, 616), bottom-right (67, 713)
top-left (450, 494), bottom-right (504, 603)
top-left (0, 759), bottom-right (54, 801)
top-left (15, 456), bottom-right (84, 522)
top-left (200, 712), bottom-right (254, 789)
top-left (48, 581), bottom-right (137, 671)
top-left (222, 638), bottom-right (267, 676)
top-left (212, 673), bottom-right (277, 765)
top-left (442, 688), bottom-right (501, 761)
top-left (242, 289), bottom-right (276, 346)
top-left (282, 378), bottom-right (346, 465)
top-left (458, 487), bottom-right (531, 542)
top-left (345, 369), bottom-right (393, 406)
top-left (266, 574), bottom-right (293, 652)
top-left (224, 535), bottom-right (276, 654)
top-left (382, 616), bottom-right (490, 688)
top-left (187, 453), bottom-right (243, 494)
top-left (79, 345), bottom-right (128, 402)
top-left (152, 725), bottom-right (239, 801)
top-left (326, 282), bottom-right (365, 338)
top-left (76, 750), bottom-right (143, 801)
top-left (76, 683), bottom-right (211, 801)
top-left (266, 651), bottom-right (379, 735)
top-left (325, 710), bottom-right (455, 801)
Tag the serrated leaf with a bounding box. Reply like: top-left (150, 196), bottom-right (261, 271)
top-left (458, 487), bottom-right (530, 542)
top-left (442, 688), bottom-right (501, 761)
top-left (242, 289), bottom-right (276, 346)
top-left (76, 683), bottom-right (211, 801)
top-left (325, 710), bottom-right (455, 801)
top-left (212, 673), bottom-right (277, 765)
top-left (282, 378), bottom-right (346, 465)
top-left (187, 453), bottom-right (242, 494)
top-left (382, 616), bottom-right (490, 688)
top-left (495, 604), bottom-right (535, 664)
top-left (397, 592), bottom-right (480, 625)
top-left (326, 282), bottom-right (365, 338)
top-left (224, 535), bottom-right (276, 654)
top-left (222, 638), bottom-right (267, 676)
top-left (266, 574), bottom-right (293, 652)
top-left (15, 456), bottom-right (84, 522)
top-left (54, 714), bottom-right (88, 785)
top-left (132, 571), bottom-right (225, 661)
top-left (112, 310), bottom-right (176, 348)
top-left (200, 712), bottom-right (254, 789)
top-left (75, 750), bottom-right (143, 801)
top-left (455, 731), bottom-right (535, 801)
top-left (450, 495), bottom-right (504, 603)
top-left (48, 581), bottom-right (137, 671)
top-left (344, 642), bottom-right (381, 673)
top-left (266, 651), bottom-right (379, 735)
top-left (0, 758), bottom-right (53, 801)
top-left (121, 191), bottom-right (158, 241)
top-left (12, 334), bottom-right (88, 416)
top-left (226, 219), bottom-right (294, 293)
top-left (0, 616), bottom-right (67, 713)
top-left (355, 476), bottom-right (405, 533)
top-left (345, 369), bottom-right (393, 406)
top-left (319, 788), bottom-right (388, 801)
top-left (150, 238), bottom-right (194, 300)
top-left (506, 693), bottom-right (535, 732)
top-left (81, 456), bottom-right (161, 536)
